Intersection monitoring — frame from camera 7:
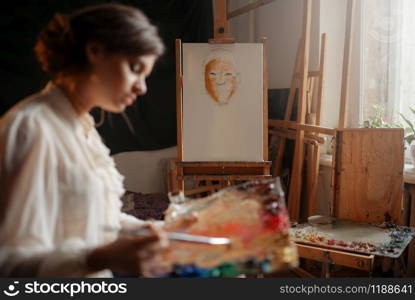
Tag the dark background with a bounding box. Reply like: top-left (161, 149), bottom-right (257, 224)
top-left (0, 0), bottom-right (213, 153)
top-left (0, 0), bottom-right (293, 164)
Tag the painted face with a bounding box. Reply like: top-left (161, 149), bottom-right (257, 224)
top-left (89, 52), bottom-right (157, 113)
top-left (205, 57), bottom-right (238, 104)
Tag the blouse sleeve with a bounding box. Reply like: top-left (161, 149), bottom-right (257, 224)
top-left (0, 112), bottom-right (96, 277)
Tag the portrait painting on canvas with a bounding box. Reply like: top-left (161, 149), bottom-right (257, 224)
top-left (204, 49), bottom-right (239, 105)
top-left (182, 43), bottom-right (264, 162)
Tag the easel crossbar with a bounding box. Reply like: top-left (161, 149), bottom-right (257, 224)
top-left (269, 120), bottom-right (336, 136)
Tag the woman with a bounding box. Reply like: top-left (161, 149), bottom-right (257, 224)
top-left (0, 3), bottom-right (167, 277)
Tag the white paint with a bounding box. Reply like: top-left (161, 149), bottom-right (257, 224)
top-left (112, 147), bottom-right (177, 194)
top-left (182, 43), bottom-right (264, 161)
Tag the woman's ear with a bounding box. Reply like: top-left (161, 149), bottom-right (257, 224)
top-left (85, 41), bottom-right (106, 66)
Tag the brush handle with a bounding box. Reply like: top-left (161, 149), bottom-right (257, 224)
top-left (113, 228), bottom-right (231, 245)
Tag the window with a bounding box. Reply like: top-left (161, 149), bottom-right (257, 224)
top-left (361, 0), bottom-right (415, 161)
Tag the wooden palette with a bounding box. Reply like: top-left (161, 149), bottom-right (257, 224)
top-left (149, 179), bottom-right (298, 277)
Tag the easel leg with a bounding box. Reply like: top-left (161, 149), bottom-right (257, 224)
top-left (321, 262), bottom-right (331, 278)
top-left (395, 256), bottom-right (407, 277)
top-left (177, 166), bottom-right (184, 192)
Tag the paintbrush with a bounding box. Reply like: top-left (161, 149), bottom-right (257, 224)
top-left (105, 227), bottom-right (231, 245)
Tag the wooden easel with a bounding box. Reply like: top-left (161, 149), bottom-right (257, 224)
top-left (267, 0), bottom-right (315, 221)
top-left (170, 0), bottom-right (272, 196)
top-left (269, 0), bottom-right (359, 222)
top-left (270, 32), bottom-right (327, 216)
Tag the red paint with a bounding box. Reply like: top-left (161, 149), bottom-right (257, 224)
top-left (336, 241), bottom-right (348, 247)
top-left (261, 212), bottom-right (290, 234)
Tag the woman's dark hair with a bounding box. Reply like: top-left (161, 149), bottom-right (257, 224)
top-left (35, 3), bottom-right (164, 76)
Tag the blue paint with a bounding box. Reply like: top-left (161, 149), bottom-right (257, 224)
top-left (166, 258), bottom-right (273, 277)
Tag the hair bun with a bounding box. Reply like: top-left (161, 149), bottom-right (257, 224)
top-left (35, 13), bottom-right (77, 74)
top-left (49, 13), bottom-right (71, 38)
top-left (35, 4), bottom-right (164, 77)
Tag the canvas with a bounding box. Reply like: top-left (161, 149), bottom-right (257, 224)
top-left (182, 43), bottom-right (264, 161)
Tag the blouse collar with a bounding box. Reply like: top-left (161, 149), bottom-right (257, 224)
top-left (42, 82), bottom-right (95, 138)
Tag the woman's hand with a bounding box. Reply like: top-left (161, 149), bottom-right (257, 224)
top-left (86, 224), bottom-right (168, 276)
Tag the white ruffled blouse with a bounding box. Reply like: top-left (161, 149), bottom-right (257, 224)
top-left (0, 83), bottom-right (146, 277)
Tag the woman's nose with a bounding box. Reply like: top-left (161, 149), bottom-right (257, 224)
top-left (132, 77), bottom-right (147, 95)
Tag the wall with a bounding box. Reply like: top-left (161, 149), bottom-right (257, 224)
top-left (314, 0), bottom-right (361, 128)
top-left (113, 147), bottom-right (177, 194)
top-left (318, 0), bottom-right (347, 128)
top-left (230, 0), bottom-right (306, 89)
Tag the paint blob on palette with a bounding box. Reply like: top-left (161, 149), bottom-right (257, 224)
top-left (147, 179), bottom-right (298, 277)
